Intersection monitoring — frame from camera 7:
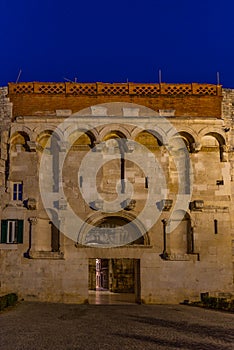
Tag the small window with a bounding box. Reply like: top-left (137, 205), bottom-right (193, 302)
top-left (214, 219), bottom-right (218, 234)
top-left (13, 182), bottom-right (23, 201)
top-left (1, 220), bottom-right (24, 244)
top-left (145, 176), bottom-right (149, 189)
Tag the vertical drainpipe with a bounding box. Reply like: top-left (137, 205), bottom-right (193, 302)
top-left (117, 138), bottom-right (126, 194)
top-left (120, 153), bottom-right (125, 193)
top-left (24, 217), bottom-right (36, 258)
top-left (160, 219), bottom-right (168, 260)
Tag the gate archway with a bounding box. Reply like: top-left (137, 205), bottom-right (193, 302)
top-left (77, 213), bottom-right (149, 247)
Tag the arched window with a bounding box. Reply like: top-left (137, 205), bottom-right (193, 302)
top-left (10, 131), bottom-right (30, 152)
top-left (201, 132), bottom-right (227, 162)
top-left (69, 130), bottom-right (95, 149)
top-left (134, 131), bottom-right (161, 150)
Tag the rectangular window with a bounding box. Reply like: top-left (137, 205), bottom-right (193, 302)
top-left (13, 183), bottom-right (23, 201)
top-left (145, 176), bottom-right (149, 189)
top-left (1, 220), bottom-right (24, 244)
top-left (214, 219), bottom-right (218, 234)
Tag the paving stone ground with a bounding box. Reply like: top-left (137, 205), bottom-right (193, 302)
top-left (0, 301), bottom-right (233, 350)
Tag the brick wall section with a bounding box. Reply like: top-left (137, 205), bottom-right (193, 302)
top-left (8, 82), bottom-right (222, 118)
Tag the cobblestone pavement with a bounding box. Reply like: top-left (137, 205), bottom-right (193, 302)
top-left (0, 302), bottom-right (233, 350)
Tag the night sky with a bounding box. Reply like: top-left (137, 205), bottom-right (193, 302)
top-left (1, 0), bottom-right (234, 87)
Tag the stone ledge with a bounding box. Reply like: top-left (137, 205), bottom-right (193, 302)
top-left (29, 251), bottom-right (64, 259)
top-left (75, 243), bottom-right (153, 249)
top-left (166, 253), bottom-right (200, 261)
top-left (203, 206), bottom-right (229, 213)
top-left (0, 244), bottom-right (18, 250)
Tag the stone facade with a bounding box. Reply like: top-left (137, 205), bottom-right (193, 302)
top-left (0, 82), bottom-right (233, 304)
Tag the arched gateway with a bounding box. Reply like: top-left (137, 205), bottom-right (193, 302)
top-left (77, 214), bottom-right (145, 304)
top-left (77, 214), bottom-right (149, 247)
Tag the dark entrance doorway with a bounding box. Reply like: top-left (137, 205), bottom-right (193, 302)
top-left (88, 258), bottom-right (141, 304)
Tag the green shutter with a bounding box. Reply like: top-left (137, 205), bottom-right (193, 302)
top-left (1, 220), bottom-right (7, 243)
top-left (17, 220), bottom-right (24, 244)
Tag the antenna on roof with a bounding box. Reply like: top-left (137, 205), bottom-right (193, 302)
top-left (64, 77), bottom-right (74, 83)
top-left (63, 77), bottom-right (78, 83)
top-left (16, 69), bottom-right (22, 83)
top-left (217, 72), bottom-right (220, 85)
top-left (126, 78), bottom-right (129, 83)
top-left (158, 69), bottom-right (162, 84)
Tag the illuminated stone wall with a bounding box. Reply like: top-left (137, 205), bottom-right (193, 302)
top-left (0, 82), bottom-right (233, 304)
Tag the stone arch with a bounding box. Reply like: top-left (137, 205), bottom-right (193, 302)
top-left (36, 129), bottom-right (61, 150)
top-left (134, 130), bottom-right (162, 149)
top-left (167, 130), bottom-right (197, 153)
top-left (178, 131), bottom-right (196, 153)
top-left (99, 125), bottom-right (131, 141)
top-left (98, 130), bottom-right (129, 162)
top-left (131, 126), bottom-right (166, 145)
top-left (33, 124), bottom-right (64, 141)
top-left (102, 130), bottom-right (127, 141)
top-left (202, 132), bottom-right (225, 146)
top-left (64, 125), bottom-right (98, 144)
top-left (11, 125), bottom-right (35, 141)
top-left (199, 130), bottom-right (227, 161)
top-left (10, 131), bottom-right (30, 152)
top-left (199, 127), bottom-right (226, 145)
top-left (68, 130), bottom-right (95, 148)
top-left (77, 212), bottom-right (149, 247)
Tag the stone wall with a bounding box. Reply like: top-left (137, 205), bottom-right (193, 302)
top-left (222, 88), bottom-right (234, 282)
top-left (0, 83), bottom-right (233, 304)
top-left (0, 87), bottom-right (12, 200)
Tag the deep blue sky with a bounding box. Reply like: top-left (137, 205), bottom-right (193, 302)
top-left (1, 0), bottom-right (234, 87)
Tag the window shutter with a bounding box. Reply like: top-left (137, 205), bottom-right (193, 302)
top-left (18, 183), bottom-right (23, 201)
top-left (13, 184), bottom-right (17, 200)
top-left (17, 220), bottom-right (24, 243)
top-left (1, 220), bottom-right (7, 243)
